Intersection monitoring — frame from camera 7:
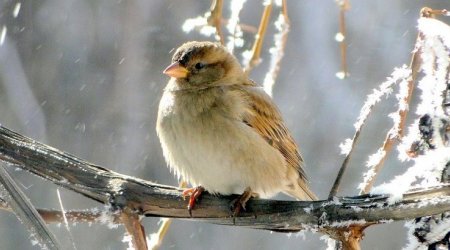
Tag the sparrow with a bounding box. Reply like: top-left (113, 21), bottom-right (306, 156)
top-left (157, 41), bottom-right (317, 215)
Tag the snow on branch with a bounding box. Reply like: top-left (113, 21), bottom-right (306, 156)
top-left (334, 16), bottom-right (450, 201)
top-left (368, 16), bottom-right (450, 249)
top-left (373, 17), bottom-right (450, 203)
top-left (1, 125), bottom-right (450, 233)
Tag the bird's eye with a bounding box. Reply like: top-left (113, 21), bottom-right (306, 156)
top-left (194, 62), bottom-right (206, 70)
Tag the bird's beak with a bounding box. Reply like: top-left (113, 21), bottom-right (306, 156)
top-left (163, 62), bottom-right (189, 78)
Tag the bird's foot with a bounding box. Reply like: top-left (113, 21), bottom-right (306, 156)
top-left (230, 187), bottom-right (257, 223)
top-left (182, 186), bottom-right (205, 216)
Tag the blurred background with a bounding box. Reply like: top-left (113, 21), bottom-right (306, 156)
top-left (0, 0), bottom-right (448, 249)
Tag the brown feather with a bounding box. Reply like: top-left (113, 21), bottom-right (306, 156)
top-left (233, 83), bottom-right (308, 183)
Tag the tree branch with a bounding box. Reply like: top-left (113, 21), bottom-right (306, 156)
top-left (1, 125), bottom-right (450, 234)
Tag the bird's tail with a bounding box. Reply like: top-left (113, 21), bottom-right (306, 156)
top-left (286, 179), bottom-right (318, 201)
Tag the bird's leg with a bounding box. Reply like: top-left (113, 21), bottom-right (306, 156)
top-left (230, 187), bottom-right (258, 220)
top-left (182, 186), bottom-right (205, 216)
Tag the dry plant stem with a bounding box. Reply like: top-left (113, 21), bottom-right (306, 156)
top-left (0, 165), bottom-right (61, 250)
top-left (235, 23), bottom-right (256, 34)
top-left (56, 189), bottom-right (77, 250)
top-left (359, 28), bottom-right (422, 195)
top-left (150, 219), bottom-right (172, 250)
top-left (207, 0), bottom-right (224, 45)
top-left (245, 1), bottom-right (272, 73)
top-left (327, 225), bottom-right (371, 250)
top-left (281, 0), bottom-right (289, 21)
top-left (121, 207), bottom-right (148, 250)
top-left (149, 181), bottom-right (187, 250)
top-left (420, 7), bottom-right (448, 18)
top-left (328, 129), bottom-right (362, 199)
top-left (262, 0), bottom-right (290, 96)
top-left (0, 203), bottom-right (119, 224)
top-left (40, 209), bottom-right (108, 224)
top-left (220, 19), bottom-right (258, 34)
top-left (337, 0), bottom-right (350, 78)
top-left (329, 15), bottom-right (421, 199)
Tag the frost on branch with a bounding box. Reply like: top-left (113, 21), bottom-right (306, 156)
top-left (358, 67), bottom-right (412, 192)
top-left (225, 0), bottom-right (246, 52)
top-left (369, 17), bottom-right (450, 248)
top-left (337, 65), bottom-right (410, 173)
top-left (182, 16), bottom-right (217, 37)
top-left (373, 17), bottom-right (450, 200)
top-left (339, 66), bottom-right (409, 151)
top-left (263, 9), bottom-right (289, 97)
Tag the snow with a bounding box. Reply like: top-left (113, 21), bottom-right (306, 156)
top-left (226, 0), bottom-right (246, 52)
top-left (365, 148), bottom-right (387, 171)
top-left (122, 234), bottom-right (134, 250)
top-left (328, 219), bottom-right (368, 228)
top-left (339, 138), bottom-right (353, 155)
top-left (359, 68), bottom-right (411, 191)
top-left (98, 206), bottom-right (119, 229)
top-left (360, 19), bottom-right (450, 197)
top-left (404, 217), bottom-right (450, 250)
top-left (0, 26), bottom-right (7, 45)
top-left (373, 147), bottom-right (450, 204)
top-left (335, 71), bottom-right (346, 79)
top-left (241, 49), bottom-right (253, 68)
top-left (263, 12), bottom-right (289, 97)
top-left (353, 66), bottom-right (410, 130)
top-left (339, 65), bottom-right (411, 174)
top-left (371, 17), bottom-right (450, 207)
top-left (182, 16), bottom-right (216, 37)
top-left (320, 235), bottom-right (337, 250)
top-left (335, 32), bottom-right (345, 42)
top-left (12, 3), bottom-right (21, 18)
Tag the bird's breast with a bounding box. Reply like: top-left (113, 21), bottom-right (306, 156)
top-left (156, 87), bottom-right (287, 196)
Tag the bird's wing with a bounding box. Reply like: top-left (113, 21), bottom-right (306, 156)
top-left (236, 84), bottom-right (307, 181)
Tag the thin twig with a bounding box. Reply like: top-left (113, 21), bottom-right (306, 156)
top-left (57, 189), bottom-right (77, 250)
top-left (207, 0), bottom-right (225, 44)
top-left (420, 7), bottom-right (448, 18)
top-left (39, 209), bottom-right (110, 224)
top-left (0, 203), bottom-right (118, 224)
top-left (220, 18), bottom-right (259, 34)
top-left (336, 0), bottom-right (350, 79)
top-left (281, 0), bottom-right (289, 22)
top-left (328, 130), bottom-right (361, 199)
top-left (0, 165), bottom-right (61, 250)
top-left (328, 9), bottom-right (425, 198)
top-left (262, 0), bottom-right (290, 96)
top-left (121, 207), bottom-right (148, 250)
top-left (231, 22), bottom-right (257, 34)
top-left (355, 8), bottom-right (449, 194)
top-left (245, 1), bottom-right (272, 73)
top-left (359, 12), bottom-right (428, 194)
top-left (328, 72), bottom-right (402, 198)
top-left (149, 181), bottom-right (187, 250)
top-left (149, 219), bottom-right (172, 250)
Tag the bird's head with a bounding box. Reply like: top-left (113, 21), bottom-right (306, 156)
top-left (163, 41), bottom-right (244, 88)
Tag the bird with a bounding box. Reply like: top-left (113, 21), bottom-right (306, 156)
top-left (156, 41), bottom-right (317, 215)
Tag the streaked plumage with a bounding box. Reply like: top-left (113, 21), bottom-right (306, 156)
top-left (157, 41), bottom-right (316, 203)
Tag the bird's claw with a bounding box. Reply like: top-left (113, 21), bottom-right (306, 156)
top-left (230, 187), bottom-right (255, 224)
top-left (182, 186), bottom-right (204, 216)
